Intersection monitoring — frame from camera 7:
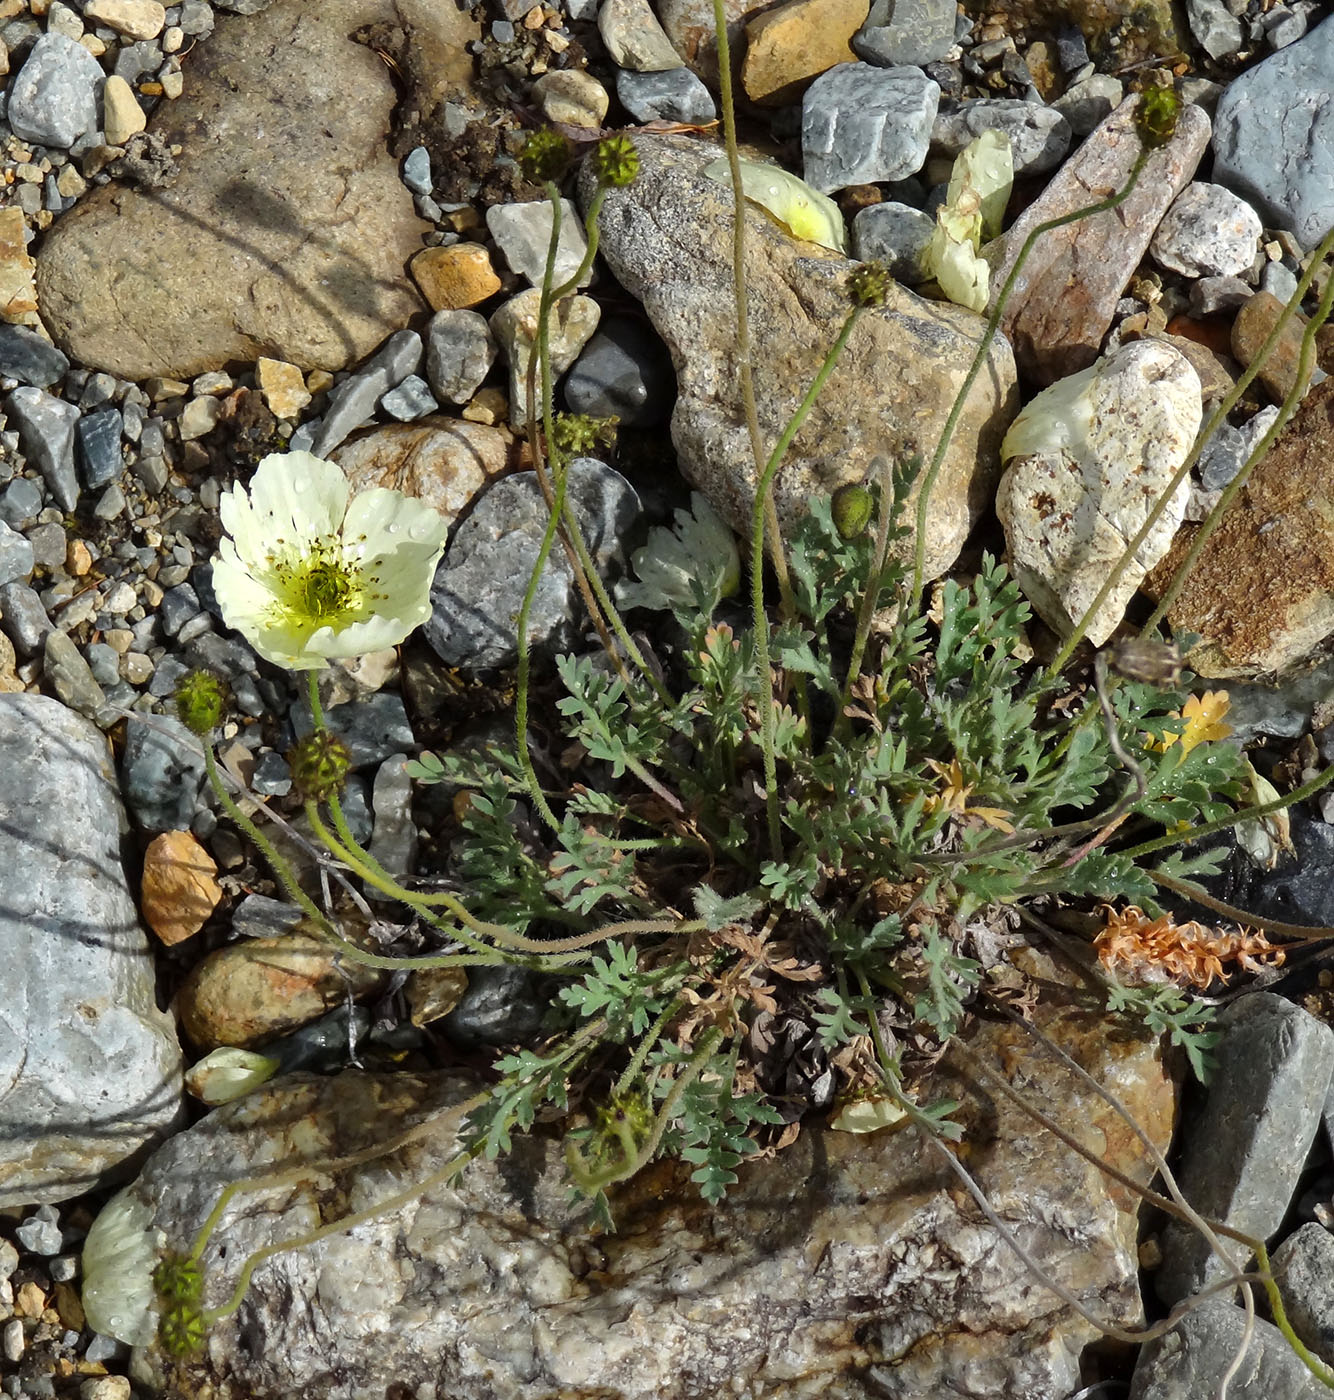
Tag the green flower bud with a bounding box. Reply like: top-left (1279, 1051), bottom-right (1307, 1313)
top-left (831, 483), bottom-right (874, 539)
top-left (159, 1302), bottom-right (206, 1357)
top-left (288, 731), bottom-right (353, 803)
top-left (174, 669), bottom-right (227, 736)
top-left (153, 1255), bottom-right (203, 1305)
top-left (589, 134), bottom-right (640, 189)
top-left (1134, 85), bottom-right (1180, 151)
top-left (518, 127), bottom-right (573, 184)
top-left (846, 260), bottom-right (891, 308)
top-left (549, 411), bottom-right (618, 461)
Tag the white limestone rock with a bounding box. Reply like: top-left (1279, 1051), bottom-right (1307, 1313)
top-left (1150, 181), bottom-right (1263, 278)
top-left (996, 340), bottom-right (1202, 645)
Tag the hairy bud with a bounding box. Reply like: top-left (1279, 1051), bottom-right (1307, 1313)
top-left (589, 134), bottom-right (640, 189)
top-left (174, 669), bottom-right (226, 736)
top-left (288, 731), bottom-right (353, 803)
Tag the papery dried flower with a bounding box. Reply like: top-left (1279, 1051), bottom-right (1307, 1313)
top-left (1095, 904), bottom-right (1283, 990)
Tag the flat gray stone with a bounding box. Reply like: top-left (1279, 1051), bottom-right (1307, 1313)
top-left (0, 520), bottom-right (34, 587)
top-left (485, 198), bottom-right (591, 291)
top-left (1185, 0), bottom-right (1244, 58)
top-left (0, 580), bottom-right (52, 657)
top-left (853, 0), bottom-right (957, 66)
top-left (6, 387), bottom-right (80, 511)
top-left (0, 694), bottom-right (182, 1205)
top-left (1157, 993), bottom-right (1334, 1304)
top-left (934, 98), bottom-right (1072, 177)
top-left (6, 32), bottom-right (103, 148)
top-left (802, 62), bottom-right (939, 194)
top-left (425, 458), bottom-right (639, 671)
top-left (0, 324), bottom-right (69, 388)
top-left (615, 65), bottom-right (716, 125)
top-left (1212, 13), bottom-right (1334, 249)
top-left (309, 329), bottom-right (422, 458)
top-left (119, 712), bottom-right (206, 832)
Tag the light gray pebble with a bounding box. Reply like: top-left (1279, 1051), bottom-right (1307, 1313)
top-left (175, 612), bottom-right (213, 645)
top-left (380, 374), bottom-right (438, 421)
top-left (491, 19), bottom-right (515, 42)
top-left (369, 754), bottom-right (416, 882)
top-left (802, 62), bottom-right (940, 194)
top-left (26, 522), bottom-right (65, 571)
top-left (44, 629), bottom-right (113, 727)
top-left (851, 201), bottom-right (934, 281)
top-left (6, 386), bottom-right (80, 510)
top-left (486, 198), bottom-right (591, 289)
top-left (414, 193), bottom-right (442, 223)
top-left (310, 330), bottom-right (422, 458)
top-left (83, 1334), bottom-right (124, 1364)
top-left (0, 478), bottom-right (42, 529)
top-left (121, 398), bottom-right (144, 442)
top-left (120, 712), bottom-right (205, 830)
top-left (178, 0), bottom-right (215, 33)
top-left (402, 145), bottom-right (432, 195)
top-left (615, 66), bottom-right (715, 124)
top-left (933, 98), bottom-right (1071, 176)
top-left (94, 482), bottom-right (127, 519)
top-left (1, 1318), bottom-right (21, 1363)
top-left (0, 324), bottom-right (68, 388)
top-left (231, 893), bottom-right (304, 939)
top-left (1189, 275), bottom-right (1253, 318)
top-left (0, 581), bottom-right (51, 657)
top-left (0, 520), bottom-right (34, 586)
top-left (1267, 3), bottom-right (1313, 49)
top-left (0, 1240), bottom-right (16, 1282)
top-left (15, 1204), bottom-right (61, 1255)
top-left (1150, 182), bottom-right (1262, 278)
top-left (80, 373), bottom-right (119, 409)
top-left (1261, 258), bottom-right (1300, 303)
top-left (84, 641), bottom-right (121, 687)
top-left (250, 749), bottom-right (292, 797)
top-left (113, 38), bottom-right (164, 83)
top-left (1051, 73), bottom-right (1122, 136)
top-left (7, 32), bottom-right (103, 148)
top-left (1185, 0), bottom-right (1244, 58)
top-left (425, 309), bottom-right (496, 405)
top-left (133, 453), bottom-right (169, 494)
top-left (853, 0), bottom-right (957, 66)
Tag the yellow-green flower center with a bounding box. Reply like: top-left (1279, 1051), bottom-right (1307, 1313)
top-left (278, 550), bottom-right (360, 623)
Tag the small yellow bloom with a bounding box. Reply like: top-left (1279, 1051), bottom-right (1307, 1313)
top-left (1153, 690), bottom-right (1232, 755)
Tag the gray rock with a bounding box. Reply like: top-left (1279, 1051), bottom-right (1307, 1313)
top-left (249, 750), bottom-right (292, 797)
top-left (0, 694), bottom-right (182, 1205)
top-left (230, 894), bottom-right (305, 940)
top-left (615, 66), bottom-right (716, 124)
top-left (0, 521), bottom-right (34, 587)
top-left (425, 458), bottom-right (639, 670)
top-left (6, 32), bottom-right (104, 148)
top-left (934, 98), bottom-right (1072, 177)
top-left (379, 373), bottom-right (437, 421)
top-left (212, 0), bottom-right (275, 13)
top-left (853, 0), bottom-right (957, 66)
top-left (15, 1205), bottom-right (61, 1255)
top-left (1188, 274), bottom-right (1253, 318)
top-left (1198, 404), bottom-right (1278, 490)
top-left (1267, 2), bottom-right (1313, 49)
top-left (0, 477), bottom-right (42, 529)
top-left (113, 38), bottom-right (164, 83)
top-left (119, 713), bottom-right (206, 832)
top-left (0, 325), bottom-right (69, 388)
top-left (1129, 1297), bottom-right (1329, 1399)
top-left (1150, 182), bottom-right (1262, 278)
top-left (491, 289), bottom-right (601, 429)
top-left (368, 754), bottom-right (415, 882)
top-left (485, 198), bottom-right (591, 291)
top-left (43, 630), bottom-right (113, 729)
top-left (402, 144), bottom-right (431, 195)
top-left (1212, 14), bottom-right (1334, 249)
top-left (158, 582), bottom-right (201, 637)
top-left (1051, 73), bottom-right (1123, 137)
top-left (1186, 0), bottom-right (1245, 58)
top-left (1260, 258), bottom-right (1300, 303)
top-left (851, 201), bottom-right (935, 281)
top-left (75, 408), bottom-right (124, 490)
top-left (1272, 1223), bottom-right (1334, 1364)
top-left (290, 690), bottom-right (415, 770)
top-left (598, 0), bottom-right (683, 72)
top-left (6, 387), bottom-right (80, 511)
top-left (1157, 994), bottom-right (1334, 1304)
top-left (441, 966), bottom-right (551, 1047)
top-left (84, 642), bottom-right (121, 688)
top-left (309, 329), bottom-right (422, 458)
top-left (424, 309), bottom-right (496, 405)
top-left (801, 62), bottom-right (940, 194)
top-left (562, 315), bottom-right (675, 427)
top-left (0, 580), bottom-right (51, 657)
top-left (178, 0), bottom-right (215, 35)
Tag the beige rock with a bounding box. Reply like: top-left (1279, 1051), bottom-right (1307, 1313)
top-left (462, 385), bottom-right (507, 425)
top-left (177, 932), bottom-right (384, 1050)
top-left (410, 243), bottom-right (501, 311)
top-left (140, 830), bottom-right (221, 946)
top-left (580, 135), bottom-right (1016, 580)
top-left (741, 0), bottom-right (867, 106)
top-left (36, 0), bottom-right (478, 380)
top-left (255, 355), bottom-right (311, 419)
top-left (1146, 379), bottom-right (1334, 677)
top-left (332, 418), bottom-right (511, 520)
top-left (83, 0), bottom-right (165, 40)
top-left (1231, 289), bottom-right (1318, 407)
top-left (101, 74), bottom-right (147, 145)
top-left (490, 288), bottom-right (601, 428)
top-left (598, 0), bottom-right (684, 71)
top-left (984, 95), bottom-right (1210, 386)
top-left (658, 0), bottom-right (766, 88)
top-left (530, 69), bottom-right (609, 129)
top-left (0, 208), bottom-right (37, 324)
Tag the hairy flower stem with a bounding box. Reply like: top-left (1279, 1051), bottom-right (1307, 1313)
top-left (1151, 868), bottom-right (1334, 944)
top-left (835, 455), bottom-right (897, 737)
top-left (910, 149), bottom-right (1150, 613)
top-left (1139, 224), bottom-right (1334, 636)
top-left (752, 308), bottom-right (865, 855)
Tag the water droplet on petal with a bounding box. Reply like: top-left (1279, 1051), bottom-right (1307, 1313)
top-left (386, 523), bottom-right (401, 535)
top-left (409, 518), bottom-right (434, 540)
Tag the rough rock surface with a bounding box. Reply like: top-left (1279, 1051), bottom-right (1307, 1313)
top-left (1144, 379), bottom-right (1334, 677)
top-left (657, 0), bottom-right (765, 87)
top-left (130, 1004), bottom-right (1172, 1400)
top-left (984, 95), bottom-right (1210, 386)
top-left (0, 695), bottom-right (182, 1206)
top-left (36, 0), bottom-right (478, 379)
top-left (996, 339), bottom-right (1201, 646)
top-left (582, 135), bottom-right (1017, 580)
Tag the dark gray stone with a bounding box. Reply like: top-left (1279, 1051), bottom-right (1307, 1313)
top-left (6, 32), bottom-right (103, 148)
top-left (801, 62), bottom-right (940, 194)
top-left (0, 477), bottom-right (42, 528)
top-left (0, 520), bottom-right (34, 587)
top-left (250, 749), bottom-right (292, 797)
top-left (43, 630), bottom-right (113, 729)
top-left (0, 693), bottom-right (183, 1205)
top-left (119, 713), bottom-right (206, 832)
top-left (1157, 993), bottom-right (1334, 1304)
top-left (0, 325), bottom-right (68, 388)
top-left (1054, 24), bottom-right (1088, 72)
top-left (424, 458), bottom-right (640, 671)
top-left (266, 1005), bottom-right (372, 1074)
top-left (933, 99), bottom-right (1071, 177)
top-left (562, 315), bottom-right (675, 426)
top-left (230, 894), bottom-right (306, 940)
top-left (6, 387), bottom-right (80, 511)
top-left (1129, 1297), bottom-right (1328, 1399)
top-left (1188, 275), bottom-right (1253, 318)
top-left (309, 329), bottom-right (423, 458)
top-left (616, 65), bottom-right (716, 124)
top-left (1212, 14), bottom-right (1334, 248)
top-left (75, 408), bottom-right (123, 490)
top-left (851, 201), bottom-right (935, 282)
top-left (291, 690), bottom-right (415, 770)
top-left (113, 39), bottom-right (164, 83)
top-left (0, 580), bottom-right (51, 657)
top-left (425, 309), bottom-right (496, 405)
top-left (1272, 1223), bottom-right (1334, 1365)
top-left (853, 0), bottom-right (957, 67)
top-left (441, 965), bottom-right (553, 1047)
top-left (158, 582), bottom-right (201, 638)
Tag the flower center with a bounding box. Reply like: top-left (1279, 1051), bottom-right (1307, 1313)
top-left (279, 550), bottom-right (360, 623)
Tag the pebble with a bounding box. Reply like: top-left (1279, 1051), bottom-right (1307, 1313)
top-left (1270, 1223), bottom-right (1334, 1362)
top-left (291, 690), bottom-right (415, 770)
top-left (615, 65), bottom-right (715, 124)
top-left (851, 201), bottom-right (934, 281)
top-left (1211, 14), bottom-right (1334, 249)
top-left (530, 69), bottom-right (609, 129)
top-left (1231, 289), bottom-right (1319, 404)
top-left (598, 0), bottom-right (684, 72)
top-left (401, 144), bottom-right (432, 195)
top-left (43, 630), bottom-right (113, 727)
top-left (490, 287), bottom-right (601, 427)
top-left (0, 324), bottom-right (68, 388)
top-left (1149, 182), bottom-right (1263, 279)
top-left (6, 387), bottom-right (80, 510)
top-left (119, 712), bottom-right (205, 831)
top-left (369, 754), bottom-right (416, 881)
top-left (0, 581), bottom-right (51, 656)
top-left (933, 98), bottom-right (1071, 177)
top-left (379, 374), bottom-right (438, 421)
top-left (409, 242), bottom-right (502, 310)
top-left (853, 0), bottom-right (956, 66)
top-left (801, 62), bottom-right (940, 194)
top-left (563, 315), bottom-right (675, 426)
top-left (1260, 257), bottom-right (1300, 304)
top-left (255, 356), bottom-right (311, 420)
top-left (1185, 0), bottom-right (1244, 59)
top-left (741, 0), bottom-right (862, 106)
top-left (1198, 404), bottom-right (1279, 490)
top-left (140, 828), bottom-right (221, 945)
top-left (425, 308), bottom-right (498, 405)
top-left (0, 477), bottom-right (42, 528)
top-left (309, 329), bottom-right (422, 458)
top-left (0, 520), bottom-right (34, 587)
top-left (75, 408), bottom-right (124, 491)
top-left (15, 1206), bottom-right (61, 1256)
top-left (1188, 274), bottom-right (1252, 319)
top-left (485, 198), bottom-right (590, 291)
top-left (6, 32), bottom-right (104, 148)
top-left (1050, 73), bottom-right (1122, 137)
top-left (83, 0), bottom-right (167, 41)
top-left (178, 393), bottom-right (222, 440)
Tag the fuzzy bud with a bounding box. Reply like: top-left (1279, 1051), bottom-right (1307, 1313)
top-left (589, 134), bottom-right (640, 189)
top-left (174, 669), bottom-right (226, 736)
top-left (159, 1302), bottom-right (205, 1357)
top-left (846, 260), bottom-right (891, 308)
top-left (518, 127), bottom-right (573, 184)
top-left (831, 483), bottom-right (874, 539)
top-left (288, 731), bottom-right (353, 803)
top-left (1134, 85), bottom-right (1180, 151)
top-left (549, 411), bottom-right (618, 461)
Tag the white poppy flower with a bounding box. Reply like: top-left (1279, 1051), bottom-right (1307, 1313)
top-left (618, 492), bottom-right (741, 617)
top-left (184, 1047), bottom-right (280, 1104)
top-left (703, 157), bottom-right (848, 253)
top-left (928, 130), bottom-right (1014, 313)
top-left (82, 1187), bottom-right (163, 1347)
top-left (212, 451), bottom-right (449, 670)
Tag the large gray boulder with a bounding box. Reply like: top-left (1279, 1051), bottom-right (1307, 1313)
top-left (0, 694), bottom-right (182, 1205)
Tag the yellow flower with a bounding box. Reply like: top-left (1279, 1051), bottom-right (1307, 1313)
top-left (922, 757), bottom-right (1015, 832)
top-left (212, 451), bottom-right (448, 670)
top-left (1154, 690), bottom-right (1232, 755)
